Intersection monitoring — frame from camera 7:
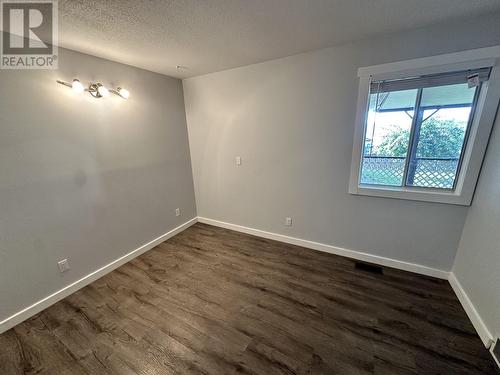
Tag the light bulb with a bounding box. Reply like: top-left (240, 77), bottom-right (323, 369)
top-left (117, 87), bottom-right (130, 99)
top-left (97, 85), bottom-right (109, 97)
top-left (71, 79), bottom-right (84, 94)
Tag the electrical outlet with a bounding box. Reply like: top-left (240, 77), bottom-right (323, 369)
top-left (58, 259), bottom-right (70, 273)
top-left (285, 217), bottom-right (292, 227)
top-left (235, 156), bottom-right (242, 166)
top-left (175, 208), bottom-right (181, 217)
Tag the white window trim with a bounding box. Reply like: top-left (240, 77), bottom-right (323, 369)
top-left (349, 46), bottom-right (500, 206)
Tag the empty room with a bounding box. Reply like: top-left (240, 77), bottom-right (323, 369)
top-left (1, 1), bottom-right (500, 374)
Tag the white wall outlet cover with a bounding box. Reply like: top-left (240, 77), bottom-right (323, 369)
top-left (175, 208), bottom-right (181, 216)
top-left (236, 156), bottom-right (242, 166)
top-left (57, 259), bottom-right (70, 273)
top-left (285, 217), bottom-right (292, 226)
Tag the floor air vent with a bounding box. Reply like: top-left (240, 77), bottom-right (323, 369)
top-left (354, 262), bottom-right (383, 275)
top-left (492, 338), bottom-right (500, 368)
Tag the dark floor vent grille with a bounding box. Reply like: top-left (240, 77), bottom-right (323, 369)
top-left (355, 262), bottom-right (383, 275)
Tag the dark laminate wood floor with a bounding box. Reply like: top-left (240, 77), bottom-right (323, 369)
top-left (0, 223), bottom-right (498, 375)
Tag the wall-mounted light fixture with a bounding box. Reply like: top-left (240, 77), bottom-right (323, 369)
top-left (88, 83), bottom-right (109, 98)
top-left (71, 79), bottom-right (84, 94)
top-left (116, 87), bottom-right (130, 99)
top-left (57, 79), bottom-right (130, 99)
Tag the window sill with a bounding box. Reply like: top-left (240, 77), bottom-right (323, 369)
top-left (349, 185), bottom-right (472, 205)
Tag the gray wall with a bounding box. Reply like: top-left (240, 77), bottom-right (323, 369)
top-left (183, 13), bottom-right (500, 271)
top-left (453, 113), bottom-right (500, 341)
top-left (0, 45), bottom-right (197, 322)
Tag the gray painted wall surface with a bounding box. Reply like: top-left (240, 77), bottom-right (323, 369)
top-left (0, 45), bottom-right (197, 322)
top-left (453, 114), bottom-right (500, 342)
top-left (183, 14), bottom-right (500, 271)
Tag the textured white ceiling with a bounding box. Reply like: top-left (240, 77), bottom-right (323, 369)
top-left (58, 0), bottom-right (500, 78)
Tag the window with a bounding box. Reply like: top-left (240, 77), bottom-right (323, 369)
top-left (361, 70), bottom-right (486, 189)
top-left (349, 48), bottom-right (500, 205)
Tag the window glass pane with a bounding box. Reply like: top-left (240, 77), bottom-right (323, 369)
top-left (360, 89), bottom-right (417, 186)
top-left (420, 83), bottom-right (476, 107)
top-left (406, 83), bottom-right (477, 189)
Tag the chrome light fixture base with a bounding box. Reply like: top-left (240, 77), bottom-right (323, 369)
top-left (88, 83), bottom-right (104, 98)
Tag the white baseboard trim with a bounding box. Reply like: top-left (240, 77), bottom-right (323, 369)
top-left (448, 272), bottom-right (494, 348)
top-left (0, 217), bottom-right (198, 334)
top-left (3, 216), bottom-right (493, 362)
top-left (197, 217), bottom-right (450, 279)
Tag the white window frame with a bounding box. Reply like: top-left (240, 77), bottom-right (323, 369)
top-left (349, 46), bottom-right (500, 206)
